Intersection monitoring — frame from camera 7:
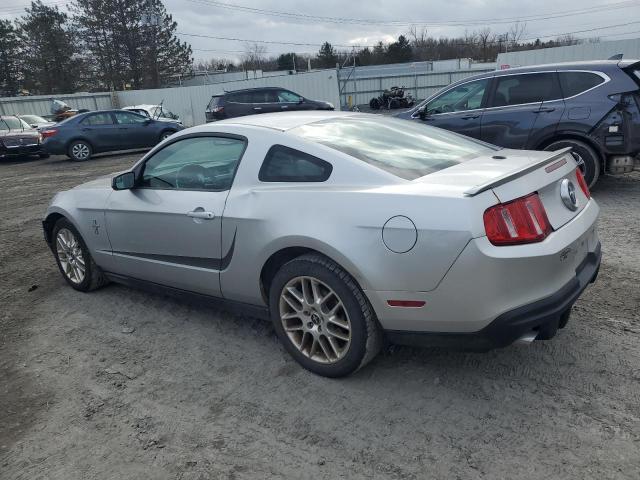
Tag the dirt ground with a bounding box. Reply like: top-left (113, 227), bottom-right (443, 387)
top-left (1, 152), bottom-right (639, 480)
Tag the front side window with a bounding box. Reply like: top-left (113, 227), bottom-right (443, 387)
top-left (141, 136), bottom-right (246, 191)
top-left (559, 72), bottom-right (605, 98)
top-left (491, 73), bottom-right (562, 107)
top-left (292, 116), bottom-right (496, 180)
top-left (114, 111), bottom-right (148, 124)
top-left (82, 113), bottom-right (113, 126)
top-left (278, 90), bottom-right (302, 103)
top-left (426, 78), bottom-right (488, 114)
top-left (259, 145), bottom-right (332, 182)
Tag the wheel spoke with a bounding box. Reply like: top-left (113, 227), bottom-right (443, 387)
top-left (286, 286), bottom-right (304, 305)
top-left (282, 292), bottom-right (302, 312)
top-left (309, 338), bottom-right (318, 358)
top-left (318, 336), bottom-right (334, 361)
top-left (301, 278), bottom-right (313, 305)
top-left (327, 315), bottom-right (349, 330)
top-left (310, 279), bottom-right (322, 305)
top-left (327, 328), bottom-right (350, 342)
top-left (326, 336), bottom-right (340, 358)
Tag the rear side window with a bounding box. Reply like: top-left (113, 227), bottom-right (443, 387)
top-left (208, 96), bottom-right (222, 109)
top-left (228, 92), bottom-right (251, 103)
top-left (259, 145), bottom-right (332, 182)
top-left (82, 113), bottom-right (113, 126)
top-left (559, 72), bottom-right (605, 98)
top-left (491, 73), bottom-right (562, 107)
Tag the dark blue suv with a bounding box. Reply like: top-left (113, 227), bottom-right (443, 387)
top-left (397, 60), bottom-right (640, 186)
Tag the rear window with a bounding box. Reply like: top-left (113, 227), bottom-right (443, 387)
top-left (291, 116), bottom-right (497, 180)
top-left (559, 72), bottom-right (605, 98)
top-left (208, 96), bottom-right (222, 109)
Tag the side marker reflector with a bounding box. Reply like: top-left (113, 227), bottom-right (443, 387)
top-left (387, 300), bottom-right (426, 308)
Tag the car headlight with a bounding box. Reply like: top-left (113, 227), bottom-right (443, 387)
top-left (327, 102), bottom-right (334, 109)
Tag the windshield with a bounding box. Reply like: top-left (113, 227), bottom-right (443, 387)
top-left (0, 117), bottom-right (25, 131)
top-left (291, 116), bottom-right (497, 180)
top-left (20, 115), bottom-right (47, 124)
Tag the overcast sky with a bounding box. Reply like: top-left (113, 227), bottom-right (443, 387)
top-left (1, 0), bottom-right (639, 62)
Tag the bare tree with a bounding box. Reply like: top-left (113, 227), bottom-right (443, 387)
top-left (476, 27), bottom-right (496, 62)
top-left (242, 42), bottom-right (267, 71)
top-left (508, 22), bottom-right (527, 45)
top-left (408, 26), bottom-right (430, 61)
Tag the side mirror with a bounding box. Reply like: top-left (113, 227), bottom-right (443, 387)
top-left (144, 118), bottom-right (153, 125)
top-left (112, 171), bottom-right (135, 190)
top-left (298, 97), bottom-right (304, 104)
top-left (418, 106), bottom-right (427, 120)
top-left (30, 123), bottom-right (38, 128)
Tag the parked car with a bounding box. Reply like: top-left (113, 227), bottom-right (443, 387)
top-left (397, 60), bottom-right (640, 187)
top-left (205, 87), bottom-right (334, 122)
top-left (42, 109), bottom-right (184, 161)
top-left (0, 115), bottom-right (48, 159)
top-left (17, 114), bottom-right (57, 130)
top-left (123, 104), bottom-right (183, 125)
top-left (43, 112), bottom-right (600, 377)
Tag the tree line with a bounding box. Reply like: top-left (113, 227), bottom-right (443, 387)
top-left (0, 0), bottom-right (192, 96)
top-left (195, 25), bottom-right (590, 74)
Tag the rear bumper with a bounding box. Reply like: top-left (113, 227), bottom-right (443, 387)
top-left (385, 241), bottom-right (601, 350)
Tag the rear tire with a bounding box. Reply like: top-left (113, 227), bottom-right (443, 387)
top-left (39, 152), bottom-right (50, 159)
top-left (544, 139), bottom-right (600, 188)
top-left (51, 218), bottom-right (108, 292)
top-left (269, 253), bottom-right (382, 377)
top-left (67, 140), bottom-right (92, 161)
top-left (369, 98), bottom-right (380, 110)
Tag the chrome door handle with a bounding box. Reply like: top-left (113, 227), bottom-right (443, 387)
top-left (535, 107), bottom-right (556, 113)
top-left (187, 210), bottom-right (215, 219)
top-left (253, 107), bottom-right (262, 111)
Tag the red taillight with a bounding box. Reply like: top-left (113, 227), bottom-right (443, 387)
top-left (212, 106), bottom-right (224, 113)
top-left (41, 128), bottom-right (58, 139)
top-left (575, 168), bottom-right (591, 199)
top-left (483, 193), bottom-right (553, 246)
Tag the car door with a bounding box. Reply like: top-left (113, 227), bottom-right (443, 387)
top-left (481, 72), bottom-right (565, 149)
top-left (416, 77), bottom-right (489, 140)
top-left (250, 90), bottom-right (281, 115)
top-left (79, 112), bottom-right (120, 150)
top-left (113, 111), bottom-right (158, 148)
top-left (276, 89), bottom-right (307, 112)
top-left (223, 92), bottom-right (251, 118)
top-left (104, 134), bottom-right (248, 297)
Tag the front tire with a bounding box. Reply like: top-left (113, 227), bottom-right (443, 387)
top-left (544, 139), bottom-right (600, 188)
top-left (269, 254), bottom-right (382, 377)
top-left (67, 140), bottom-right (92, 161)
top-left (51, 218), bottom-right (108, 292)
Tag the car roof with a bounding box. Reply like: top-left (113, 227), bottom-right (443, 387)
top-left (213, 110), bottom-right (359, 131)
top-left (123, 105), bottom-right (159, 110)
top-left (213, 86), bottom-right (288, 96)
top-left (459, 59), bottom-right (639, 83)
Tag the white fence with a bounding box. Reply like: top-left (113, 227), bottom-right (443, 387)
top-left (116, 69), bottom-right (341, 126)
top-left (496, 38), bottom-right (640, 68)
top-left (0, 92), bottom-right (113, 117)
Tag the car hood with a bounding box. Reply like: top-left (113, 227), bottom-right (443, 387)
top-left (72, 173), bottom-right (119, 190)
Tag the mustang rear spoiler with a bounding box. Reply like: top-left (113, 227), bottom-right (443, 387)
top-left (463, 147), bottom-right (573, 196)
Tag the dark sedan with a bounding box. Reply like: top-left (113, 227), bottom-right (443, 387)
top-left (42, 110), bottom-right (183, 161)
top-left (0, 116), bottom-right (48, 159)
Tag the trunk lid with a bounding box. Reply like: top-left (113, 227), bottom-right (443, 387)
top-left (417, 147), bottom-right (588, 229)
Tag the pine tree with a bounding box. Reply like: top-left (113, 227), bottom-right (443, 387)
top-left (0, 19), bottom-right (21, 96)
top-left (18, 1), bottom-right (83, 94)
top-left (71, 0), bottom-right (192, 90)
top-left (317, 42), bottom-right (337, 69)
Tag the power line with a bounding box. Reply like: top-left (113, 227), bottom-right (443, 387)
top-left (177, 20), bottom-right (640, 50)
top-left (184, 0), bottom-right (640, 27)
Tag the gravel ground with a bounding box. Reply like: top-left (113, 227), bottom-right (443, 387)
top-left (1, 152), bottom-right (639, 480)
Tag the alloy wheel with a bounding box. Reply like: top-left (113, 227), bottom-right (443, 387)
top-left (56, 228), bottom-right (85, 284)
top-left (279, 276), bottom-right (352, 364)
top-left (72, 143), bottom-right (90, 160)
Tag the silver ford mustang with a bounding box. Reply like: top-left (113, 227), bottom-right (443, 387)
top-left (43, 112), bottom-right (601, 377)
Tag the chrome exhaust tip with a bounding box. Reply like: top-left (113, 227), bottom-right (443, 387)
top-left (514, 331), bottom-right (538, 345)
